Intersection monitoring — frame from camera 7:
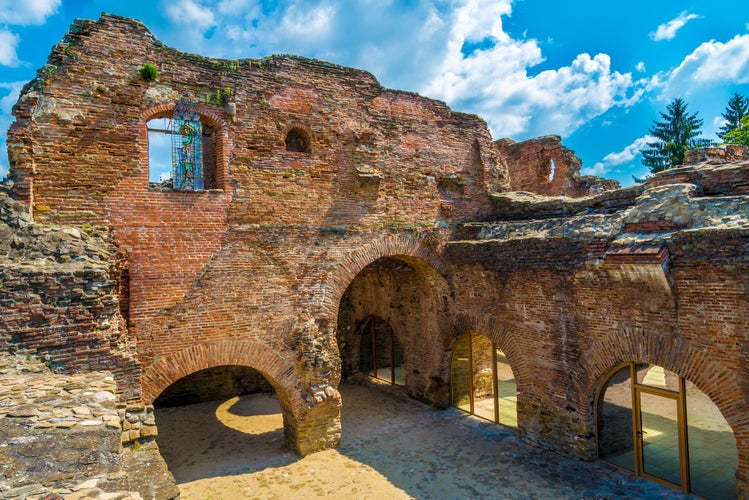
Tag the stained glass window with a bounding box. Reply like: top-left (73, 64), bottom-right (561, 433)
top-left (171, 98), bottom-right (204, 191)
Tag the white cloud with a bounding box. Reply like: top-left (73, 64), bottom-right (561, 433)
top-left (651, 11), bottom-right (700, 41)
top-left (279, 3), bottom-right (335, 41)
top-left (661, 34), bottom-right (749, 97)
top-left (0, 0), bottom-right (60, 26)
top-left (169, 0), bottom-right (216, 28)
top-left (635, 61), bottom-right (646, 72)
top-left (0, 81), bottom-right (24, 114)
top-left (0, 84), bottom-right (21, 170)
top-left (0, 29), bottom-right (19, 67)
top-left (421, 0), bottom-right (637, 139)
top-left (582, 135), bottom-right (654, 176)
top-left (162, 0), bottom-right (217, 44)
top-left (0, 82), bottom-right (24, 180)
top-left (712, 115), bottom-right (727, 132)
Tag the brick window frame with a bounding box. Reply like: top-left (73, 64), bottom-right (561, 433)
top-left (283, 125), bottom-right (312, 153)
top-left (141, 102), bottom-right (231, 191)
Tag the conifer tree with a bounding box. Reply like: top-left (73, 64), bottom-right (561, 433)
top-left (640, 98), bottom-right (709, 178)
top-left (718, 93), bottom-right (748, 140)
top-left (723, 115), bottom-right (749, 146)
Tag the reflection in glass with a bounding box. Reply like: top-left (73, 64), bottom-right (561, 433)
top-left (597, 365), bottom-right (635, 471)
top-left (451, 334), bottom-right (471, 412)
top-left (686, 380), bottom-right (737, 500)
top-left (597, 362), bottom-right (738, 498)
top-left (450, 333), bottom-right (517, 428)
top-left (640, 392), bottom-right (681, 485)
top-left (374, 318), bottom-right (392, 381)
top-left (359, 317), bottom-right (405, 386)
top-left (472, 334), bottom-right (495, 422)
top-left (496, 349), bottom-right (518, 428)
top-left (636, 364), bottom-right (679, 391)
top-left (360, 320), bottom-right (374, 377)
top-left (393, 337), bottom-right (405, 386)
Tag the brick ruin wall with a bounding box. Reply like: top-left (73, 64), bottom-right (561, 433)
top-left (1, 14), bottom-right (748, 498)
top-left (496, 135), bottom-right (620, 196)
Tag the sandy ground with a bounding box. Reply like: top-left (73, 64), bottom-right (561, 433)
top-left (154, 381), bottom-right (689, 500)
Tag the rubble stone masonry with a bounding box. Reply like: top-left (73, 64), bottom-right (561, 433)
top-left (1, 13), bottom-right (748, 498)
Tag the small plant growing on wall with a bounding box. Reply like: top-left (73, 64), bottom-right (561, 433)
top-left (139, 64), bottom-right (159, 82)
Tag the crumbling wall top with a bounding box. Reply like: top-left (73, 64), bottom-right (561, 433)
top-left (496, 135), bottom-right (618, 198)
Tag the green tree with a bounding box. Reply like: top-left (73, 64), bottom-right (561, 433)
top-left (718, 93), bottom-right (748, 140)
top-left (723, 114), bottom-right (749, 146)
top-left (639, 98), bottom-right (710, 179)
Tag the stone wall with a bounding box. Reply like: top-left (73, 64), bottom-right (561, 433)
top-left (0, 351), bottom-right (178, 499)
top-left (0, 185), bottom-right (141, 399)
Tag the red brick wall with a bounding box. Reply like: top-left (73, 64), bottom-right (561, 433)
top-left (496, 135), bottom-right (619, 196)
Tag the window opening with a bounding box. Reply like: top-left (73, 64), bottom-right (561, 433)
top-left (147, 118), bottom-right (173, 183)
top-left (285, 128), bottom-right (310, 153)
top-left (596, 362), bottom-right (737, 499)
top-left (358, 316), bottom-right (404, 386)
top-left (450, 332), bottom-right (517, 429)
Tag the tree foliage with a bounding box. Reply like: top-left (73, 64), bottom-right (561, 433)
top-left (718, 93), bottom-right (748, 140)
top-left (723, 114), bottom-right (749, 146)
top-left (640, 98), bottom-right (710, 179)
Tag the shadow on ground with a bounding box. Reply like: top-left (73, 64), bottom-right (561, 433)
top-left (154, 381), bottom-right (691, 499)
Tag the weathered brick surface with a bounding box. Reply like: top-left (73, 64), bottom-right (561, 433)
top-left (2, 13), bottom-right (748, 497)
top-left (496, 135), bottom-right (619, 196)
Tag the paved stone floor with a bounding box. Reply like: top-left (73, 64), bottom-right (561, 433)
top-left (156, 379), bottom-right (692, 499)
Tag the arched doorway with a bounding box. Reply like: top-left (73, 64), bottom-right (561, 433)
top-left (597, 362), bottom-right (737, 499)
top-left (358, 316), bottom-right (405, 386)
top-left (152, 365), bottom-right (289, 483)
top-left (336, 254), bottom-right (452, 404)
top-left (450, 331), bottom-right (517, 428)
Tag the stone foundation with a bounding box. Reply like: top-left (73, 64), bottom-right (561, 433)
top-left (0, 351), bottom-right (178, 499)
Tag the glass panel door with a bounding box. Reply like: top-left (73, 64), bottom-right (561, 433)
top-left (685, 379), bottom-right (738, 499)
top-left (360, 319), bottom-right (374, 377)
top-left (598, 365), bottom-right (634, 471)
top-left (451, 335), bottom-right (471, 412)
top-left (496, 349), bottom-right (517, 428)
top-left (638, 390), bottom-right (681, 486)
top-left (392, 337), bottom-right (405, 386)
top-left (471, 334), bottom-right (495, 422)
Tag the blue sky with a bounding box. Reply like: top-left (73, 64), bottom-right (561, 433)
top-left (1, 0), bottom-right (748, 186)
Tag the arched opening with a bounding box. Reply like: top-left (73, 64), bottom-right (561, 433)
top-left (336, 253), bottom-right (451, 405)
top-left (145, 99), bottom-right (221, 190)
top-left (153, 365), bottom-right (293, 484)
top-left (284, 128), bottom-right (310, 153)
top-left (596, 362), bottom-right (738, 499)
top-left (450, 331), bottom-right (517, 428)
top-left (358, 315), bottom-right (405, 386)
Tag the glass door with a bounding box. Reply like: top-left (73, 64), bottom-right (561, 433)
top-left (637, 389), bottom-right (682, 486)
top-left (597, 363), bottom-right (737, 498)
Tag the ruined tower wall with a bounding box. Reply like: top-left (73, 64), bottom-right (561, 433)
top-left (496, 135), bottom-right (619, 196)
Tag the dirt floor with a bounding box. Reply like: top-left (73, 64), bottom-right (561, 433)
top-left (154, 380), bottom-right (689, 499)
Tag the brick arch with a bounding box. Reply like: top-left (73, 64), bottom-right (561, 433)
top-left (141, 340), bottom-right (303, 418)
top-left (580, 327), bottom-right (747, 433)
top-left (139, 101), bottom-right (232, 189)
top-left (450, 314), bottom-right (529, 396)
top-left (321, 233), bottom-right (453, 322)
top-left (281, 124), bottom-right (313, 153)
